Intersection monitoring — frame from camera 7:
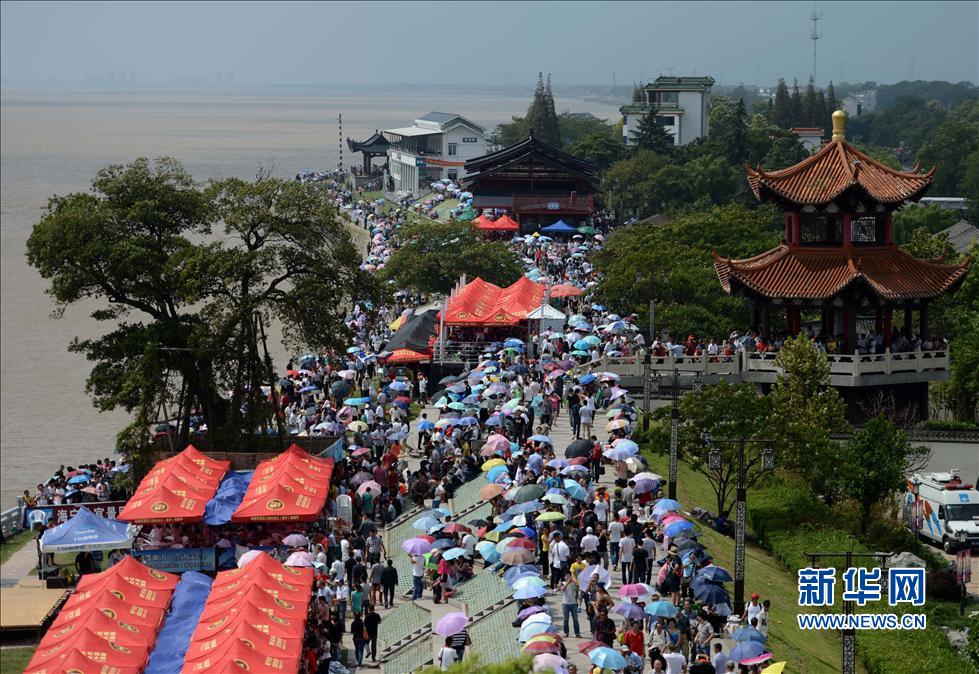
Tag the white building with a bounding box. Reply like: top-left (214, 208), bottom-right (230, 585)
top-left (842, 90), bottom-right (877, 118)
top-left (791, 127), bottom-right (825, 153)
top-left (384, 112), bottom-right (487, 195)
top-left (620, 76), bottom-right (714, 146)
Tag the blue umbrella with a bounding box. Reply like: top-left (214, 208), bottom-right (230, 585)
top-left (589, 647), bottom-right (626, 670)
top-left (730, 642), bottom-right (767, 661)
top-left (503, 565), bottom-right (541, 582)
top-left (530, 435), bottom-right (552, 445)
top-left (604, 447), bottom-right (636, 461)
top-left (578, 374), bottom-right (597, 385)
top-left (67, 474), bottom-right (91, 485)
top-left (613, 439), bottom-right (639, 454)
top-left (693, 583), bottom-right (731, 605)
top-left (513, 585), bottom-right (547, 600)
top-left (644, 601), bottom-right (679, 617)
top-left (485, 416), bottom-right (502, 427)
top-left (413, 516), bottom-right (443, 531)
top-left (503, 338), bottom-right (524, 348)
top-left (653, 498), bottom-right (682, 513)
top-left (299, 385), bottom-right (319, 393)
top-left (696, 565), bottom-right (734, 583)
top-left (573, 339), bottom-right (591, 351)
top-left (562, 479), bottom-right (587, 501)
top-left (457, 416), bottom-right (479, 426)
top-left (389, 381), bottom-right (410, 391)
top-left (506, 571), bottom-right (543, 587)
top-left (732, 626), bottom-right (767, 643)
top-left (503, 501), bottom-right (544, 518)
top-left (519, 621), bottom-right (556, 642)
top-left (486, 466), bottom-right (509, 482)
top-left (492, 519), bottom-right (516, 533)
top-left (431, 538), bottom-right (455, 550)
top-left (664, 520), bottom-right (695, 537)
top-left (418, 420), bottom-right (435, 431)
top-left (476, 541), bottom-right (499, 560)
top-left (443, 547), bottom-right (468, 560)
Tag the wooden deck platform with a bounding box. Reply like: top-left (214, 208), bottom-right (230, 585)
top-left (0, 577), bottom-right (69, 638)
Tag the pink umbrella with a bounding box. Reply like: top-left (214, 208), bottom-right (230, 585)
top-left (351, 447), bottom-right (371, 457)
top-left (618, 583), bottom-right (653, 599)
top-left (740, 653), bottom-right (774, 666)
top-left (237, 550), bottom-right (263, 568)
top-left (285, 551), bottom-right (313, 567)
top-left (533, 653), bottom-right (568, 674)
top-left (484, 434), bottom-right (510, 453)
top-left (403, 538), bottom-right (433, 555)
top-left (480, 444), bottom-right (501, 457)
top-left (435, 611), bottom-right (469, 637)
top-left (358, 480), bottom-right (382, 496)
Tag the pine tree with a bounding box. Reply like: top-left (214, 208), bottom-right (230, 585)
top-left (816, 89), bottom-right (828, 136)
top-left (526, 72), bottom-right (547, 141)
top-left (632, 112), bottom-right (674, 154)
top-left (632, 83), bottom-right (645, 103)
top-left (803, 77), bottom-right (819, 127)
top-left (772, 79), bottom-right (792, 129)
top-left (790, 78), bottom-right (803, 128)
top-left (541, 74), bottom-right (561, 147)
top-left (732, 98), bottom-right (749, 161)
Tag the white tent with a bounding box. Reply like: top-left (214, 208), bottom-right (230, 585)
top-left (527, 304), bottom-right (567, 335)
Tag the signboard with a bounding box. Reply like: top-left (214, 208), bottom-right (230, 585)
top-left (24, 500), bottom-right (127, 529)
top-left (336, 494), bottom-right (353, 527)
top-left (547, 202), bottom-right (560, 210)
top-left (132, 547), bottom-right (218, 572)
top-left (956, 549), bottom-right (972, 585)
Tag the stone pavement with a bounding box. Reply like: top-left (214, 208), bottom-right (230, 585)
top-left (0, 535), bottom-right (39, 588)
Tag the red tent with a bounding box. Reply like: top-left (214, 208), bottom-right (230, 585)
top-left (474, 213), bottom-right (520, 231)
top-left (231, 446), bottom-right (333, 522)
top-left (384, 347), bottom-right (431, 363)
top-left (444, 276), bottom-right (546, 326)
top-left (119, 445), bottom-right (230, 524)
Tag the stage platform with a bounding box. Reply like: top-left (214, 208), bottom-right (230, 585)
top-left (0, 577), bottom-right (69, 639)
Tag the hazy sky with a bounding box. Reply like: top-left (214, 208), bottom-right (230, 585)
top-left (2, 1), bottom-right (977, 87)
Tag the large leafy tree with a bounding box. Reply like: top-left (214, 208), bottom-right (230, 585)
top-left (767, 335), bottom-right (847, 499)
top-left (27, 158), bottom-right (372, 456)
top-left (381, 220), bottom-right (522, 295)
top-left (838, 416), bottom-right (930, 533)
top-left (916, 99), bottom-right (979, 196)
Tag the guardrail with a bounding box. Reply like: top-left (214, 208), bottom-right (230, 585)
top-left (1, 503), bottom-right (24, 538)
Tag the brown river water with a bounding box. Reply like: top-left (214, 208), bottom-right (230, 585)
top-left (0, 87), bottom-right (620, 507)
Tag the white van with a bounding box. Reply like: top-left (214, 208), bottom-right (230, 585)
top-left (905, 471), bottom-right (979, 552)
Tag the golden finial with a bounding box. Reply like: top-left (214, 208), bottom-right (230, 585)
top-left (832, 110), bottom-right (846, 142)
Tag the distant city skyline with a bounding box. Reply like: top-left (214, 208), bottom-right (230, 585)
top-left (2, 1), bottom-right (977, 88)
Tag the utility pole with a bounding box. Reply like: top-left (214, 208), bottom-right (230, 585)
top-left (705, 434), bottom-right (775, 615)
top-left (804, 551), bottom-right (893, 674)
top-left (338, 113), bottom-right (343, 174)
top-left (810, 3), bottom-right (823, 83)
top-left (668, 368), bottom-right (679, 499)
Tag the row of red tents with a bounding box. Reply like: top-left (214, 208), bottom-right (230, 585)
top-left (181, 552), bottom-right (314, 673)
top-left (118, 444), bottom-right (334, 524)
top-left (25, 557), bottom-right (179, 674)
top-left (473, 213), bottom-right (520, 231)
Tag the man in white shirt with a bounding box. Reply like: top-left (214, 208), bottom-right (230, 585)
top-left (662, 644), bottom-right (686, 674)
top-left (579, 527), bottom-right (599, 554)
top-left (607, 519), bottom-right (624, 569)
top-left (462, 532), bottom-right (477, 557)
top-left (550, 532), bottom-right (571, 588)
top-left (593, 497), bottom-right (609, 527)
top-left (711, 643), bottom-right (729, 673)
top-left (618, 535), bottom-right (636, 585)
top-left (410, 553), bottom-right (427, 600)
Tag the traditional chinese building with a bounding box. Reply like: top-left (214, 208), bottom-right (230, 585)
top-left (713, 111), bottom-right (969, 419)
top-left (463, 132), bottom-right (599, 230)
top-left (346, 130), bottom-right (390, 188)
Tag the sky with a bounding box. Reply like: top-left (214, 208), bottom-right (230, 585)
top-left (1, 1), bottom-right (977, 88)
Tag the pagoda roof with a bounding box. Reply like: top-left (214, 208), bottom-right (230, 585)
top-left (714, 244), bottom-right (968, 302)
top-left (746, 139), bottom-right (934, 208)
top-left (463, 134), bottom-right (599, 192)
top-left (347, 131), bottom-right (391, 155)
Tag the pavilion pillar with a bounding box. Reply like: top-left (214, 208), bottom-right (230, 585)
top-left (875, 308), bottom-right (883, 335)
top-left (788, 306), bottom-right (801, 336)
top-left (785, 213), bottom-right (793, 243)
top-left (843, 309), bottom-right (856, 352)
top-left (821, 307), bottom-right (831, 338)
top-left (792, 212), bottom-right (801, 246)
top-left (919, 304), bottom-right (929, 339)
top-left (762, 306), bottom-right (771, 341)
top-left (904, 307), bottom-right (913, 338)
top-left (751, 304), bottom-right (761, 332)
top-left (885, 212), bottom-right (894, 245)
top-left (883, 308), bottom-right (893, 348)
top-left (842, 212), bottom-right (852, 247)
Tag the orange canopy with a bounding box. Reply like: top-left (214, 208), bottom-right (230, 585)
top-left (549, 283), bottom-right (584, 298)
top-left (25, 648), bottom-right (142, 674)
top-left (183, 641), bottom-right (300, 674)
top-left (444, 276), bottom-right (546, 326)
top-left (474, 213), bottom-right (520, 231)
top-left (384, 347), bottom-right (431, 363)
top-left (119, 445), bottom-right (230, 523)
top-left (231, 446), bottom-right (334, 522)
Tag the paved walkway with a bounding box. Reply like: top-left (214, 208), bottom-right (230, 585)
top-left (0, 536), bottom-right (39, 588)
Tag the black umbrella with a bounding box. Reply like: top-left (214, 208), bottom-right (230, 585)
top-left (439, 375), bottom-right (459, 385)
top-left (331, 380), bottom-right (352, 397)
top-left (565, 438), bottom-right (594, 458)
top-left (468, 519), bottom-right (490, 528)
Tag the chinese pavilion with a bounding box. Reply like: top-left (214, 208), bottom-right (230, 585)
top-left (463, 131), bottom-right (599, 230)
top-left (714, 111), bottom-right (969, 417)
top-left (346, 130), bottom-right (390, 184)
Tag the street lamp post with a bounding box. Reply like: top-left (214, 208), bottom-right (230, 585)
top-left (909, 478), bottom-right (921, 542)
top-left (706, 434), bottom-right (775, 615)
top-left (642, 353), bottom-right (651, 431)
top-left (668, 368), bottom-right (679, 500)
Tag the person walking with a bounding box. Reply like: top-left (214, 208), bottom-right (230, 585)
top-left (410, 552), bottom-right (426, 600)
top-left (351, 612), bottom-right (368, 666)
top-left (438, 637), bottom-right (459, 670)
top-left (561, 573), bottom-right (583, 638)
top-left (364, 604), bottom-right (382, 662)
top-left (381, 558), bottom-right (399, 608)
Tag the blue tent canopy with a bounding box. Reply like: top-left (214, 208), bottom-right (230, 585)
top-left (40, 507), bottom-right (135, 553)
top-left (203, 471), bottom-right (253, 526)
top-left (144, 571), bottom-right (214, 674)
top-left (540, 219), bottom-right (578, 233)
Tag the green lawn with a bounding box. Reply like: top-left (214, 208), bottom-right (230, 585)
top-left (0, 530), bottom-right (35, 566)
top-left (642, 449), bottom-right (858, 674)
top-left (1, 646), bottom-right (36, 672)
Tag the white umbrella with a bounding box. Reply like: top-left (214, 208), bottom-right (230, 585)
top-left (282, 533), bottom-right (309, 547)
top-left (237, 550), bottom-right (263, 568)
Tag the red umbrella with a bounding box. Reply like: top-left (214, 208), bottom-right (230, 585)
top-left (577, 640), bottom-right (606, 654)
top-left (418, 535), bottom-right (436, 543)
top-left (569, 457), bottom-right (589, 465)
top-left (394, 396), bottom-right (411, 405)
top-left (522, 639), bottom-right (561, 655)
top-left (507, 539), bottom-right (536, 550)
top-left (443, 523), bottom-right (470, 534)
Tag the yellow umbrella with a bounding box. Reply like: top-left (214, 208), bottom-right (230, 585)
top-left (483, 530), bottom-right (502, 542)
top-left (606, 418), bottom-right (629, 431)
top-left (482, 458), bottom-right (507, 472)
top-left (536, 511), bottom-right (565, 522)
top-left (347, 420), bottom-right (368, 432)
top-left (761, 663), bottom-right (786, 674)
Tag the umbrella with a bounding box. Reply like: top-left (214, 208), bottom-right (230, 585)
top-left (282, 533), bottom-right (309, 547)
top-left (418, 420), bottom-right (435, 431)
top-left (431, 539), bottom-right (456, 550)
top-left (443, 523), bottom-right (470, 534)
top-left (413, 516), bottom-right (444, 531)
top-left (542, 493), bottom-right (569, 505)
top-left (482, 458), bottom-right (507, 472)
top-left (696, 565), bottom-right (734, 583)
top-left (578, 564), bottom-right (611, 588)
top-left (513, 484), bottom-right (546, 503)
top-left (518, 606), bottom-right (549, 620)
top-left (645, 601), bottom-right (679, 617)
top-left (522, 639), bottom-right (561, 655)
top-left (761, 663), bottom-right (787, 674)
top-left (536, 511), bottom-right (565, 522)
top-left (67, 474), bottom-right (90, 485)
top-left (612, 439), bottom-right (639, 453)
top-left (606, 418), bottom-right (629, 431)
top-left (519, 621), bottom-right (557, 642)
top-left (693, 583), bottom-right (731, 605)
top-left (480, 483), bottom-right (507, 499)
top-left (284, 551), bottom-right (313, 567)
top-left (507, 539), bottom-right (537, 551)
top-left (435, 612), bottom-right (469, 637)
top-left (612, 603), bottom-right (645, 621)
top-left (730, 642), bottom-right (768, 662)
top-left (503, 565), bottom-right (541, 583)
top-left (562, 480), bottom-right (587, 501)
top-left (502, 548), bottom-right (536, 565)
top-left (652, 498), bottom-right (682, 512)
top-left (565, 439), bottom-right (593, 458)
top-left (237, 550), bottom-right (263, 568)
top-left (741, 653), bottom-right (774, 666)
top-left (503, 501), bottom-right (544, 518)
top-left (664, 520), bottom-right (695, 537)
top-left (546, 458), bottom-right (568, 468)
top-left (403, 538), bottom-right (433, 555)
top-left (486, 466), bottom-right (510, 483)
top-left (589, 647), bottom-right (625, 670)
top-left (733, 626), bottom-right (768, 643)
top-left (513, 576), bottom-right (547, 590)
top-left (357, 480), bottom-right (382, 496)
top-left (604, 447), bottom-right (636, 461)
top-left (633, 478), bottom-right (658, 494)
top-left (577, 640), bottom-right (606, 654)
top-left (619, 583), bottom-right (655, 599)
top-left (513, 584), bottom-right (547, 599)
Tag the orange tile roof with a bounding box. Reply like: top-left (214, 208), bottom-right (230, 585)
top-left (746, 140), bottom-right (934, 207)
top-left (714, 244), bottom-right (969, 301)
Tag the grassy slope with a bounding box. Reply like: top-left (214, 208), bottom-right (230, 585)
top-left (0, 646), bottom-right (36, 672)
top-left (641, 449), bottom-right (854, 674)
top-left (0, 530), bottom-right (34, 566)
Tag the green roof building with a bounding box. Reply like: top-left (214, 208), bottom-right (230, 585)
top-left (620, 75), bottom-right (715, 147)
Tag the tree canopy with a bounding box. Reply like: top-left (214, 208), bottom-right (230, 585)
top-left (26, 158), bottom-right (373, 455)
top-left (524, 72), bottom-right (561, 146)
top-left (380, 220), bottom-right (522, 295)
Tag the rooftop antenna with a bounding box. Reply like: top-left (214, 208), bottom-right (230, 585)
top-left (810, 2), bottom-right (823, 83)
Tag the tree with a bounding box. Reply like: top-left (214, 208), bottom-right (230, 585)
top-left (789, 79), bottom-right (803, 128)
top-left (892, 203), bottom-right (959, 243)
top-left (901, 227), bottom-right (956, 260)
top-left (632, 83), bottom-right (645, 102)
top-left (803, 77), bottom-right (819, 127)
top-left (709, 95), bottom-right (748, 163)
top-left (825, 80), bottom-right (838, 119)
top-left (492, 115), bottom-right (528, 146)
top-left (381, 220), bottom-right (522, 295)
top-left (767, 334), bottom-right (847, 499)
top-left (558, 112), bottom-right (613, 148)
top-left (917, 99), bottom-right (979, 196)
top-left (838, 416), bottom-right (930, 533)
top-left (26, 158), bottom-right (371, 455)
top-left (772, 79), bottom-right (792, 129)
top-left (632, 112), bottom-right (674, 154)
top-left (568, 129), bottom-right (624, 172)
top-left (650, 381), bottom-right (774, 515)
top-left (848, 97), bottom-right (947, 159)
top-left (525, 72), bottom-right (561, 147)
